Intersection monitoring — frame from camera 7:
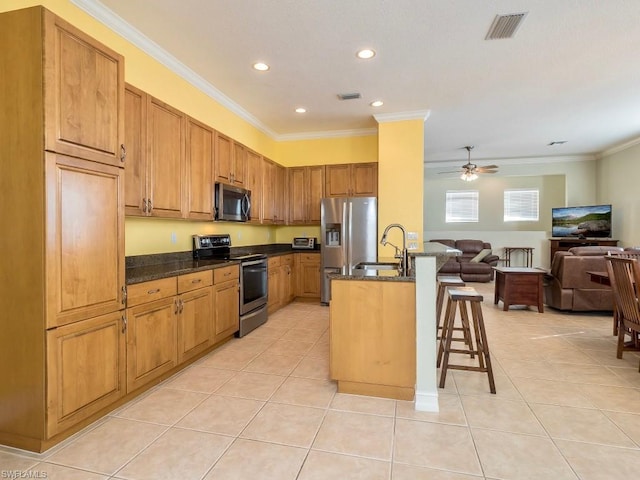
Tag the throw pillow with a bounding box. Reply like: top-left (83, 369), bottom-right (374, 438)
top-left (470, 248), bottom-right (492, 263)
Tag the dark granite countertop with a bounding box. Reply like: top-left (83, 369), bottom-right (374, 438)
top-left (126, 244), bottom-right (320, 285)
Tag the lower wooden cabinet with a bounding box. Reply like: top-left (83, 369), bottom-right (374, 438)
top-left (212, 265), bottom-right (240, 342)
top-left (280, 254), bottom-right (295, 305)
top-left (267, 256), bottom-right (282, 314)
top-left (125, 296), bottom-right (178, 392)
top-left (46, 310), bottom-right (126, 437)
top-left (297, 253), bottom-right (321, 298)
top-left (177, 287), bottom-right (213, 363)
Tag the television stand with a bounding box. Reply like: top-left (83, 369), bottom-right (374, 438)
top-left (549, 238), bottom-right (618, 258)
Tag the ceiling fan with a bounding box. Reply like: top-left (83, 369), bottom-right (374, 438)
top-left (439, 146), bottom-right (499, 181)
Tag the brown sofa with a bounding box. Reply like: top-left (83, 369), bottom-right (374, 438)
top-left (429, 239), bottom-right (500, 282)
top-left (543, 246), bottom-right (624, 311)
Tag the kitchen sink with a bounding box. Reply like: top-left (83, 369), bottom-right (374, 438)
top-left (354, 261), bottom-right (400, 271)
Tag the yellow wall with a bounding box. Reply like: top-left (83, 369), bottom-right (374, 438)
top-left (278, 135), bottom-right (378, 167)
top-left (377, 119), bottom-right (425, 255)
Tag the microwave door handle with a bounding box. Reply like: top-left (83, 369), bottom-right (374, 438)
top-left (242, 194), bottom-right (251, 219)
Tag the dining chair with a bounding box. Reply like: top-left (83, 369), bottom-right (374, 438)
top-left (605, 256), bottom-right (640, 370)
top-left (606, 252), bottom-right (640, 335)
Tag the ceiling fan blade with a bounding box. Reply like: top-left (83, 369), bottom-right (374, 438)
top-left (475, 169), bottom-right (498, 174)
top-left (479, 164), bottom-right (498, 170)
top-left (438, 170), bottom-right (464, 174)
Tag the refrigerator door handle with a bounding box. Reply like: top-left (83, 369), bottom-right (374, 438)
top-left (342, 201), bottom-right (348, 274)
top-left (347, 201), bottom-right (354, 273)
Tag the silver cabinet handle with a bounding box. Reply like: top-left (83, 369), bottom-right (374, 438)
top-left (174, 299), bottom-right (179, 314)
top-left (179, 299), bottom-right (184, 313)
top-left (120, 144), bottom-right (126, 162)
top-left (121, 315), bottom-right (127, 333)
top-left (148, 199), bottom-right (153, 213)
top-left (143, 198), bottom-right (148, 213)
top-left (191, 279), bottom-right (202, 284)
top-left (147, 288), bottom-right (160, 295)
top-left (121, 285), bottom-right (127, 306)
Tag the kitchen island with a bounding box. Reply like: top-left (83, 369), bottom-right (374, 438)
top-left (328, 243), bottom-right (460, 408)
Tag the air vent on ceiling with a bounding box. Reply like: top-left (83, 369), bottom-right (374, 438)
top-left (485, 12), bottom-right (527, 40)
top-left (337, 92), bottom-right (361, 101)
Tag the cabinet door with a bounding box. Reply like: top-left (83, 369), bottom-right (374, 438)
top-left (178, 287), bottom-right (212, 363)
top-left (214, 131), bottom-right (233, 184)
top-left (267, 267), bottom-right (281, 314)
top-left (261, 158), bottom-right (276, 224)
top-left (46, 311), bottom-right (125, 437)
top-left (186, 117), bottom-right (214, 220)
top-left (212, 280), bottom-right (239, 342)
top-left (45, 154), bottom-right (125, 328)
top-left (246, 149), bottom-right (262, 224)
top-left (126, 297), bottom-right (178, 392)
top-left (124, 84), bottom-right (147, 216)
top-left (307, 166), bottom-right (324, 223)
top-left (352, 163), bottom-right (378, 197)
top-left (325, 164), bottom-right (351, 197)
top-left (43, 10), bottom-right (124, 167)
top-left (299, 259), bottom-right (321, 297)
top-left (288, 167), bottom-right (306, 224)
top-left (147, 96), bottom-right (185, 218)
top-left (274, 163), bottom-right (287, 224)
top-left (232, 141), bottom-right (247, 186)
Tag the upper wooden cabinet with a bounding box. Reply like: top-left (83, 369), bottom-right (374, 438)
top-left (41, 9), bottom-right (125, 166)
top-left (261, 157), bottom-right (277, 224)
top-left (325, 163), bottom-right (378, 197)
top-left (186, 117), bottom-right (214, 220)
top-left (288, 166), bottom-right (324, 224)
top-left (246, 149), bottom-right (263, 224)
top-left (214, 132), bottom-right (246, 186)
top-left (124, 85), bottom-right (187, 218)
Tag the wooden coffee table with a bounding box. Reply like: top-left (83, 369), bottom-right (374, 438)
top-left (493, 267), bottom-right (545, 313)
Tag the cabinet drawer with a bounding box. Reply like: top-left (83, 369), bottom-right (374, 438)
top-left (127, 277), bottom-right (177, 307)
top-left (268, 257), bottom-right (281, 269)
top-left (298, 253), bottom-right (320, 263)
top-left (178, 270), bottom-right (213, 293)
top-left (213, 265), bottom-right (239, 284)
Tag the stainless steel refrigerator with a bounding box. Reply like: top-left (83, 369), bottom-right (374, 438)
top-left (321, 197), bottom-right (377, 304)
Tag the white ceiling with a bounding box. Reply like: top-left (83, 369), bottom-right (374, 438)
top-left (81, 0), bottom-right (640, 164)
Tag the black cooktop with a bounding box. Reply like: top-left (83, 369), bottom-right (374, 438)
top-left (192, 234), bottom-right (266, 262)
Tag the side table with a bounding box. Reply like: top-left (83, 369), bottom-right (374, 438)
top-left (503, 247), bottom-right (534, 267)
top-left (494, 267), bottom-right (545, 313)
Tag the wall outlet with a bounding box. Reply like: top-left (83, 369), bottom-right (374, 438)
top-left (170, 232), bottom-right (177, 244)
top-left (408, 242), bottom-right (418, 250)
top-left (266, 231), bottom-right (271, 240)
top-left (407, 232), bottom-right (418, 240)
top-left (237, 231), bottom-right (242, 241)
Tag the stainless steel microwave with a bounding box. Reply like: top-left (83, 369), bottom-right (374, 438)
top-left (214, 183), bottom-right (251, 222)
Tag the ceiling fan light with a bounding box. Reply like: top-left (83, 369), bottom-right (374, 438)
top-left (461, 171), bottom-right (478, 182)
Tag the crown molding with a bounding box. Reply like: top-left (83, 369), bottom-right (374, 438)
top-left (600, 136), bottom-right (640, 158)
top-left (276, 128), bottom-right (378, 142)
top-left (424, 154), bottom-right (596, 169)
top-left (373, 110), bottom-right (431, 123)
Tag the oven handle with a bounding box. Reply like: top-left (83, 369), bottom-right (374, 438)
top-left (242, 259), bottom-right (267, 267)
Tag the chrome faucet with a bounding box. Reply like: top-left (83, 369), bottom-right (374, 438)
top-left (380, 223), bottom-right (409, 275)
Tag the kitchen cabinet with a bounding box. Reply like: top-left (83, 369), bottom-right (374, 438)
top-left (261, 158), bottom-right (276, 224)
top-left (246, 148), bottom-right (263, 224)
top-left (124, 86), bottom-right (187, 218)
top-left (0, 6), bottom-right (127, 451)
top-left (46, 311), bottom-right (126, 437)
top-left (325, 162), bottom-right (378, 197)
top-left (296, 253), bottom-right (321, 298)
top-left (177, 271), bottom-right (213, 362)
top-left (280, 255), bottom-right (296, 305)
top-left (212, 266), bottom-right (240, 342)
top-left (215, 132), bottom-right (246, 186)
top-left (275, 163), bottom-right (287, 224)
top-left (186, 117), bottom-right (214, 220)
top-left (267, 256), bottom-right (282, 313)
top-left (41, 8), bottom-right (125, 167)
top-left (46, 153), bottom-right (125, 328)
top-left (288, 166), bottom-right (324, 224)
top-left (330, 279), bottom-right (416, 400)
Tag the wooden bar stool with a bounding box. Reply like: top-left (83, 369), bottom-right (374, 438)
top-left (436, 276), bottom-right (472, 352)
top-left (437, 286), bottom-right (496, 394)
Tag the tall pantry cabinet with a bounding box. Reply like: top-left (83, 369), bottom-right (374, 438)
top-left (0, 7), bottom-right (125, 452)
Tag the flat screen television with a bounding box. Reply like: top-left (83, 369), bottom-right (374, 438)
top-left (551, 204), bottom-right (612, 238)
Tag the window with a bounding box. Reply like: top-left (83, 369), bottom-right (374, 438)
top-left (446, 190), bottom-right (479, 223)
top-left (504, 189), bottom-right (539, 221)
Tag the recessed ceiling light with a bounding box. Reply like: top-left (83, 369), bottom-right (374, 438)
top-left (356, 48), bottom-right (376, 59)
top-left (253, 62), bottom-right (270, 71)
top-left (295, 107), bottom-right (306, 113)
top-left (370, 100), bottom-right (384, 107)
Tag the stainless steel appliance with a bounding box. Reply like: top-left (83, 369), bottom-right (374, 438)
top-left (192, 234), bottom-right (268, 336)
top-left (292, 237), bottom-right (317, 250)
top-left (214, 183), bottom-right (251, 222)
top-left (320, 197), bottom-right (377, 303)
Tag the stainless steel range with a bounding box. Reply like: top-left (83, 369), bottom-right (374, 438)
top-left (192, 234), bottom-right (268, 337)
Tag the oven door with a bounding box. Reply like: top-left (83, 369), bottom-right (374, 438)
top-left (240, 258), bottom-right (268, 315)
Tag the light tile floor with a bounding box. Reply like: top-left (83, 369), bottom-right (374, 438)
top-left (2, 283), bottom-right (640, 479)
